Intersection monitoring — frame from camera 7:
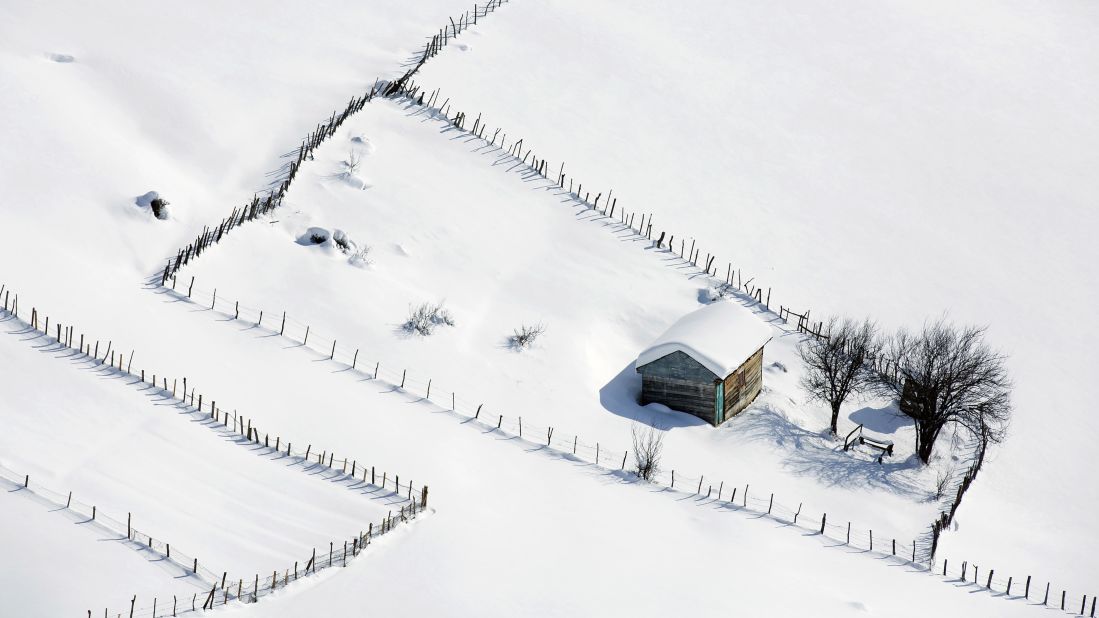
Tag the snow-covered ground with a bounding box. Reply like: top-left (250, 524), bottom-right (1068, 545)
top-left (175, 95), bottom-right (941, 545)
top-left (409, 0), bottom-right (1099, 593)
top-left (0, 473), bottom-right (208, 617)
top-left (2, 0), bottom-right (1095, 615)
top-left (0, 299), bottom-right (1028, 618)
top-left (0, 0), bottom-right (473, 304)
top-left (0, 310), bottom-right (403, 589)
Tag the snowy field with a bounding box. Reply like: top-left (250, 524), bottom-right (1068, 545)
top-left (0, 476), bottom-right (209, 617)
top-left (0, 0), bottom-right (471, 318)
top-left (0, 310), bottom-right (403, 590)
top-left (0, 301), bottom-right (1030, 618)
top-left (175, 95), bottom-right (942, 544)
top-left (410, 0), bottom-right (1099, 594)
top-left (1, 0), bottom-right (1096, 615)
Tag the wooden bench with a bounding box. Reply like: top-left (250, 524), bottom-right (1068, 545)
top-left (843, 424), bottom-right (894, 463)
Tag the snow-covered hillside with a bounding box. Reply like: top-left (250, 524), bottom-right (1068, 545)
top-left (411, 0), bottom-right (1099, 593)
top-left (1, 0), bottom-right (1095, 615)
top-left (176, 95), bottom-right (942, 544)
top-left (0, 0), bottom-right (470, 308)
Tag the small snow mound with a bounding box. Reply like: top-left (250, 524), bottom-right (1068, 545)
top-left (393, 243), bottom-right (411, 257)
top-left (454, 42), bottom-right (472, 52)
top-left (296, 226), bottom-right (330, 246)
top-left (135, 191), bottom-right (159, 208)
top-left (135, 191), bottom-right (170, 220)
top-left (342, 174), bottom-right (372, 191)
top-left (46, 53), bottom-right (75, 63)
top-left (349, 135), bottom-right (376, 154)
top-left (847, 601), bottom-right (869, 612)
top-left (349, 251), bottom-right (373, 269)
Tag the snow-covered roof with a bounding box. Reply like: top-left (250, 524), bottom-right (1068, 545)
top-left (636, 301), bottom-right (772, 378)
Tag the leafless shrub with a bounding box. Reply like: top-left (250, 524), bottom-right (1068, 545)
top-left (349, 244), bottom-right (372, 267)
top-left (933, 466), bottom-right (954, 501)
top-left (707, 282), bottom-right (737, 301)
top-left (631, 424), bottom-right (666, 481)
top-left (342, 151), bottom-right (362, 177)
top-left (509, 323), bottom-right (545, 350)
top-left (403, 302), bottom-right (455, 336)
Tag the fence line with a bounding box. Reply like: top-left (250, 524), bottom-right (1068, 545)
top-left (382, 82), bottom-right (825, 343)
top-left (0, 460), bottom-right (425, 618)
top-left (0, 460), bottom-right (218, 583)
top-left (0, 282), bottom-right (427, 513)
top-left (157, 0), bottom-right (512, 287)
top-left (110, 501), bottom-right (424, 618)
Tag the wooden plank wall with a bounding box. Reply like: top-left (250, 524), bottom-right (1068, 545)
top-left (724, 347), bottom-right (764, 418)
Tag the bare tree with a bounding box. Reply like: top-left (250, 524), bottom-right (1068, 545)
top-left (871, 319), bottom-right (1011, 464)
top-left (798, 316), bottom-right (876, 436)
top-left (631, 423), bottom-right (665, 481)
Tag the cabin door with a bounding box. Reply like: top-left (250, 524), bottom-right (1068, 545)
top-left (714, 381), bottom-right (725, 425)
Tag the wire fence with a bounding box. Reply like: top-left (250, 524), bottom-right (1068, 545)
top-left (1, 282), bottom-right (434, 616)
top-left (378, 81), bottom-right (825, 338)
top-left (0, 461), bottom-right (424, 618)
top-left (0, 461), bottom-right (218, 588)
top-left (0, 283), bottom-right (428, 509)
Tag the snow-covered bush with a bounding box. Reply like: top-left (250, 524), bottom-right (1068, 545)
top-left (707, 281), bottom-right (737, 302)
top-left (403, 302), bottom-right (455, 336)
top-left (509, 323), bottom-right (545, 350)
top-left (332, 229), bottom-right (352, 253)
top-left (150, 197), bottom-right (170, 220)
top-left (349, 245), bottom-right (372, 268)
top-left (136, 190), bottom-right (170, 220)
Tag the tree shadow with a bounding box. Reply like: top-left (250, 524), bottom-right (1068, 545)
top-left (849, 403), bottom-right (909, 436)
top-left (734, 405), bottom-right (928, 501)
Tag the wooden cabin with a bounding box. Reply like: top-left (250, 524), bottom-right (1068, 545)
top-left (635, 301), bottom-right (772, 426)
